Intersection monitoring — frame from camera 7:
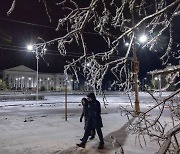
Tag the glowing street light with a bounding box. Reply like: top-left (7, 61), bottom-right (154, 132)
top-left (27, 39), bottom-right (47, 100)
top-left (86, 62), bottom-right (90, 67)
top-left (125, 42), bottom-right (129, 46)
top-left (132, 34), bottom-right (148, 114)
top-left (138, 34), bottom-right (148, 43)
top-left (124, 34), bottom-right (148, 113)
top-left (26, 44), bottom-right (39, 100)
top-left (27, 44), bottom-right (33, 51)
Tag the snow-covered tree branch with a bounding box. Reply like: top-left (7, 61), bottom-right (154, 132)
top-left (7, 0), bottom-right (179, 91)
top-left (7, 0), bottom-right (180, 153)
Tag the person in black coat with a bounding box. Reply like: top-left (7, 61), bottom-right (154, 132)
top-left (77, 93), bottom-right (104, 149)
top-left (80, 98), bottom-right (95, 140)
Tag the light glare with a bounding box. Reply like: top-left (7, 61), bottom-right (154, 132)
top-left (139, 35), bottom-right (148, 43)
top-left (87, 63), bottom-right (90, 67)
top-left (27, 45), bottom-right (33, 51)
top-left (125, 42), bottom-right (129, 46)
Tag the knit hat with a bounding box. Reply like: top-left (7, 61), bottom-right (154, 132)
top-left (87, 92), bottom-right (96, 100)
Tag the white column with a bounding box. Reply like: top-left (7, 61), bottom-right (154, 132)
top-left (15, 77), bottom-right (18, 89)
top-left (13, 76), bottom-right (15, 87)
top-left (18, 77), bottom-right (20, 88)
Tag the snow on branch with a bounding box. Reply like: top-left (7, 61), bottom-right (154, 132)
top-left (7, 0), bottom-right (180, 152)
top-left (23, 0), bottom-right (179, 91)
top-left (120, 89), bottom-right (180, 153)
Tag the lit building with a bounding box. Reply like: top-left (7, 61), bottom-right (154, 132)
top-left (2, 65), bottom-right (73, 91)
top-left (148, 64), bottom-right (180, 91)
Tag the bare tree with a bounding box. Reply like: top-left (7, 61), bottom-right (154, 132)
top-left (7, 0), bottom-right (180, 153)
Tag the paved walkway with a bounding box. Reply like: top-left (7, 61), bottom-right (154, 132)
top-left (0, 110), bottom-right (161, 154)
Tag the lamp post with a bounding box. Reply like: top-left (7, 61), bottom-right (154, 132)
top-left (131, 6), bottom-right (148, 114)
top-left (27, 38), bottom-right (47, 100)
top-left (126, 34), bottom-right (148, 114)
top-left (27, 44), bottom-right (43, 100)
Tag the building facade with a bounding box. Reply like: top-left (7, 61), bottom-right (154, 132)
top-left (2, 65), bottom-right (73, 91)
top-left (148, 64), bottom-right (180, 91)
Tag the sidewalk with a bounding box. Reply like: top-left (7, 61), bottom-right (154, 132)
top-left (0, 111), bottom-right (159, 154)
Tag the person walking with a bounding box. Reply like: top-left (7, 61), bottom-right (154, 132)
top-left (77, 93), bottom-right (104, 149)
top-left (80, 98), bottom-right (95, 141)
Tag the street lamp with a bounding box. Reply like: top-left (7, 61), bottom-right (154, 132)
top-left (134, 34), bottom-right (148, 114)
top-left (138, 34), bottom-right (148, 44)
top-left (86, 62), bottom-right (90, 67)
top-left (126, 33), bottom-right (148, 114)
top-left (27, 43), bottom-right (46, 100)
top-left (125, 42), bottom-right (130, 46)
top-left (27, 44), bottom-right (39, 100)
top-left (27, 45), bottom-right (33, 51)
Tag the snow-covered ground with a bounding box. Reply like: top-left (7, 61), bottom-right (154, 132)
top-left (0, 92), bottom-right (176, 154)
top-left (0, 91), bottom-right (172, 107)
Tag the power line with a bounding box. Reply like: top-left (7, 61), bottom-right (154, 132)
top-left (0, 17), bottom-right (100, 36)
top-left (0, 45), bottom-right (131, 60)
top-left (0, 17), bottom-right (56, 29)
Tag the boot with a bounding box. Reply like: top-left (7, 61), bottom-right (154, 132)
top-left (98, 142), bottom-right (104, 149)
top-left (76, 142), bottom-right (85, 148)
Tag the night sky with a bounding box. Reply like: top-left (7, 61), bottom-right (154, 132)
top-left (0, 0), bottom-right (179, 80)
top-left (0, 0), bottom-right (66, 73)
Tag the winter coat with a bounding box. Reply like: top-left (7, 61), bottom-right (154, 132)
top-left (80, 101), bottom-right (89, 129)
top-left (88, 100), bottom-right (103, 128)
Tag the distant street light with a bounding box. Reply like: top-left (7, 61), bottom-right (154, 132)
top-left (27, 44), bottom-right (33, 51)
top-left (143, 77), bottom-right (147, 91)
top-left (125, 42), bottom-right (129, 46)
top-left (155, 77), bottom-right (158, 81)
top-left (138, 34), bottom-right (148, 44)
top-left (27, 44), bottom-right (39, 100)
top-left (27, 43), bottom-right (46, 100)
top-left (27, 37), bottom-right (47, 99)
top-left (86, 62), bottom-right (90, 67)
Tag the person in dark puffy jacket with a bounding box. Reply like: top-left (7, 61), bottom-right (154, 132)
top-left (77, 93), bottom-right (104, 149)
top-left (80, 98), bottom-right (95, 141)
